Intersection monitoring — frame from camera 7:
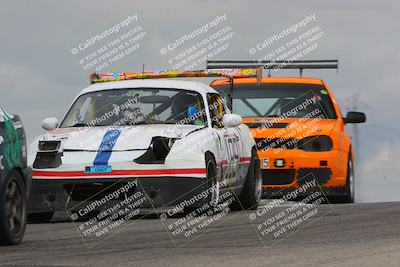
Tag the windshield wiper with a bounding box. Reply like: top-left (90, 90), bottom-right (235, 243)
top-left (69, 123), bottom-right (111, 127)
top-left (70, 123), bottom-right (88, 127)
top-left (123, 121), bottom-right (148, 126)
top-left (265, 114), bottom-right (280, 117)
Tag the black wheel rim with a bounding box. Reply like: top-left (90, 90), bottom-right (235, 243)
top-left (5, 179), bottom-right (25, 236)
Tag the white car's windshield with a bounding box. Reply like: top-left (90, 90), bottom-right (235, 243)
top-left (60, 88), bottom-right (207, 127)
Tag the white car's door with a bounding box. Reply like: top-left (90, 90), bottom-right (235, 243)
top-left (207, 93), bottom-right (243, 187)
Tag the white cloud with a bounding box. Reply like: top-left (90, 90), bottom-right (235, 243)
top-left (0, 63), bottom-right (73, 141)
top-left (357, 143), bottom-right (400, 202)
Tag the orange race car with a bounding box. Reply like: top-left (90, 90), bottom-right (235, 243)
top-left (209, 60), bottom-right (366, 203)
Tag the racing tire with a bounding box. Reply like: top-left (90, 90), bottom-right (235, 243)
top-left (27, 212), bottom-right (54, 224)
top-left (230, 149), bottom-right (262, 211)
top-left (206, 154), bottom-right (220, 208)
top-left (339, 154), bottom-right (355, 203)
top-left (184, 154), bottom-right (218, 215)
top-left (0, 170), bottom-right (27, 245)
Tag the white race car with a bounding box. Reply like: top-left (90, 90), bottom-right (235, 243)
top-left (27, 70), bottom-right (262, 222)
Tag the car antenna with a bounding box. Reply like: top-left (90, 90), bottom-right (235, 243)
top-left (142, 64), bottom-right (145, 79)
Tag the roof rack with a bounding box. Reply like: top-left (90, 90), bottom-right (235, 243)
top-left (207, 59), bottom-right (338, 77)
top-left (90, 68), bottom-right (262, 84)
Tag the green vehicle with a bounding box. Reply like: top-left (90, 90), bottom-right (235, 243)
top-left (0, 107), bottom-right (31, 245)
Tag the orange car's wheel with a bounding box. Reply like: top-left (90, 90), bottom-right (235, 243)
top-left (338, 154), bottom-right (355, 203)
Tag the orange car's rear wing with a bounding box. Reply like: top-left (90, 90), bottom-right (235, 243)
top-left (207, 59), bottom-right (338, 77)
top-left (90, 68), bottom-right (262, 84)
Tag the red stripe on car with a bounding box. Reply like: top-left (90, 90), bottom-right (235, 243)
top-left (33, 168), bottom-right (206, 179)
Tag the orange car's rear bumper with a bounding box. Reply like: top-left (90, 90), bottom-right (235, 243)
top-left (257, 148), bottom-right (348, 191)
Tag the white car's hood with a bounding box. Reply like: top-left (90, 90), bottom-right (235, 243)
top-left (44, 124), bottom-right (201, 151)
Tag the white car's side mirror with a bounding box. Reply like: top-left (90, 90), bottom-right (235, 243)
top-left (42, 117), bottom-right (59, 131)
top-left (222, 114), bottom-right (242, 128)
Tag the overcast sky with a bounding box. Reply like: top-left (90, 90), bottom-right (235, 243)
top-left (1, 1), bottom-right (399, 202)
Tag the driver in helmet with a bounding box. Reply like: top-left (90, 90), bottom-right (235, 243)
top-left (171, 93), bottom-right (204, 126)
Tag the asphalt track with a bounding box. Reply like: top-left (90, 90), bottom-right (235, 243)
top-left (0, 201), bottom-right (399, 267)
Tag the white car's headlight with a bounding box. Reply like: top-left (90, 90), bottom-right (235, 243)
top-left (38, 140), bottom-right (61, 152)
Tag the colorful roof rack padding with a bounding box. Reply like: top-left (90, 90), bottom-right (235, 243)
top-left (90, 68), bottom-right (262, 84)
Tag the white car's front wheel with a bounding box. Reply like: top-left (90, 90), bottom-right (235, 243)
top-left (205, 154), bottom-right (219, 208)
top-left (231, 149), bottom-right (262, 211)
